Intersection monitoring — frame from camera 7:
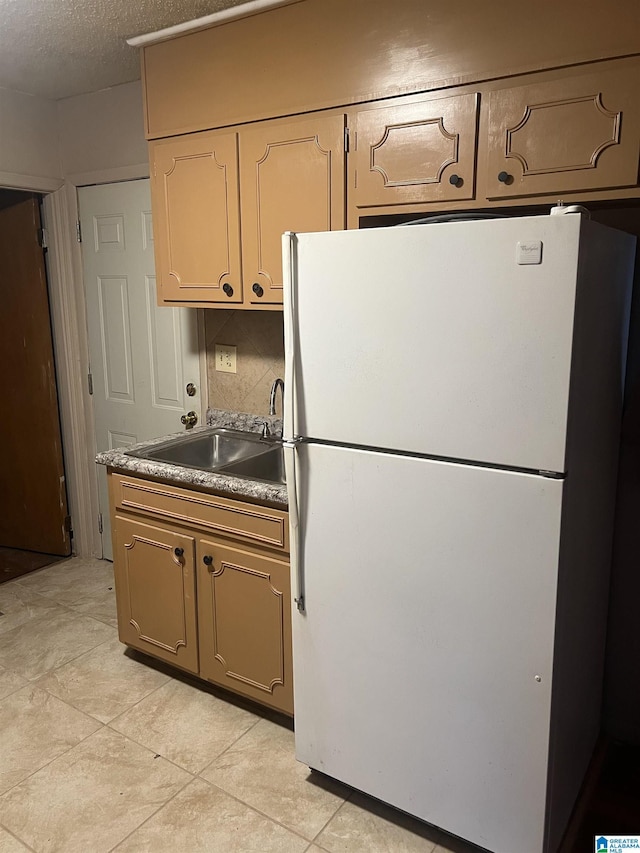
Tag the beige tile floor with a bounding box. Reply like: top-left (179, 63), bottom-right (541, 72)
top-left (0, 557), bottom-right (484, 853)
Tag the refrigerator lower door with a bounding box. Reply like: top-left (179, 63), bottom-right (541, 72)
top-left (292, 443), bottom-right (564, 853)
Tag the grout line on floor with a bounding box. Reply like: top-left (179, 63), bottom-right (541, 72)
top-left (104, 762), bottom-right (196, 853)
top-left (0, 720), bottom-right (103, 801)
top-left (307, 788), bottom-right (355, 846)
top-left (0, 581), bottom-right (78, 612)
top-left (194, 714), bottom-right (263, 775)
top-left (102, 716), bottom-right (233, 779)
top-left (188, 776), bottom-right (322, 845)
top-left (8, 583), bottom-right (84, 607)
top-left (31, 639), bottom-right (164, 725)
top-left (25, 683), bottom-right (110, 727)
top-left (0, 612), bottom-right (106, 674)
top-left (0, 819), bottom-right (38, 853)
top-left (3, 616), bottom-right (119, 685)
top-left (12, 586), bottom-right (115, 612)
top-left (103, 673), bottom-right (191, 729)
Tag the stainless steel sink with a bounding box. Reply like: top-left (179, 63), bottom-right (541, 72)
top-left (218, 446), bottom-right (285, 484)
top-left (125, 428), bottom-right (267, 471)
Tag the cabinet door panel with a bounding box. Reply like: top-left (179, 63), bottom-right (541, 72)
top-left (114, 515), bottom-right (198, 673)
top-left (351, 93), bottom-right (479, 207)
top-left (197, 539), bottom-right (293, 714)
top-left (239, 113), bottom-right (346, 306)
top-left (486, 67), bottom-right (640, 199)
top-left (150, 131), bottom-right (242, 304)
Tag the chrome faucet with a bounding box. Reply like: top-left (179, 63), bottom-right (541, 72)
top-left (263, 378), bottom-right (284, 440)
top-left (262, 379), bottom-right (284, 439)
top-left (269, 377), bottom-right (284, 416)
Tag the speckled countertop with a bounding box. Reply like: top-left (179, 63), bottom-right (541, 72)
top-left (95, 409), bottom-right (287, 507)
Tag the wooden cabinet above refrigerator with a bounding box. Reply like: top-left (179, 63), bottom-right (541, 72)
top-left (137, 0), bottom-right (640, 308)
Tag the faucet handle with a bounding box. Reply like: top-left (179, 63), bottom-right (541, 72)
top-left (261, 421), bottom-right (271, 439)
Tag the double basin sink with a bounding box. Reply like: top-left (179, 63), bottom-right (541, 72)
top-left (125, 428), bottom-right (285, 485)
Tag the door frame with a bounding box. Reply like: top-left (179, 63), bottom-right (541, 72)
top-left (3, 166), bottom-right (207, 558)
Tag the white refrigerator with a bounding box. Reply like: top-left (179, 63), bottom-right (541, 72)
top-left (282, 213), bottom-right (636, 853)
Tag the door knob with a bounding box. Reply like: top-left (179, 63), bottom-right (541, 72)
top-left (222, 283), bottom-right (234, 297)
top-left (252, 283), bottom-right (264, 297)
top-left (181, 411), bottom-right (198, 429)
top-left (498, 171), bottom-right (512, 184)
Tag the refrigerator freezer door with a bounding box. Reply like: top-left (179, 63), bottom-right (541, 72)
top-left (290, 215), bottom-right (585, 473)
top-left (292, 443), bottom-right (563, 853)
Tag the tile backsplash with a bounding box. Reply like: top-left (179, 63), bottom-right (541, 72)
top-left (205, 310), bottom-right (285, 417)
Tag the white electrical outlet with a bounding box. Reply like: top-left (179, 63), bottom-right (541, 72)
top-left (215, 344), bottom-right (237, 373)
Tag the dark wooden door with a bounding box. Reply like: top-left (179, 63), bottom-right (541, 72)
top-left (0, 192), bottom-right (71, 555)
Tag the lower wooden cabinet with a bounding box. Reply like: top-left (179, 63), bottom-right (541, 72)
top-left (113, 515), bottom-right (199, 674)
top-left (197, 539), bottom-right (293, 715)
top-left (109, 472), bottom-right (292, 715)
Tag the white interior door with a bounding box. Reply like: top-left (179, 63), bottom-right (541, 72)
top-left (80, 180), bottom-right (202, 560)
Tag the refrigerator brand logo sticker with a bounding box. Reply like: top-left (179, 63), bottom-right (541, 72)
top-left (516, 240), bottom-right (543, 265)
top-left (595, 838), bottom-right (640, 851)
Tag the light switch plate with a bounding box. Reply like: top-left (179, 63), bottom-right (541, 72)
top-left (215, 344), bottom-right (237, 373)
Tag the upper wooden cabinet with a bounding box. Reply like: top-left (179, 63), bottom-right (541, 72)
top-left (485, 66), bottom-right (640, 200)
top-left (144, 42), bottom-right (640, 305)
top-left (150, 131), bottom-right (243, 305)
top-left (150, 113), bottom-right (345, 309)
top-left (347, 59), bottom-right (640, 221)
top-left (239, 113), bottom-right (346, 306)
top-left (350, 93), bottom-right (479, 208)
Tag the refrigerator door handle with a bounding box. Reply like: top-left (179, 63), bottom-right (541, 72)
top-left (283, 439), bottom-right (304, 613)
top-left (282, 231), bottom-right (297, 443)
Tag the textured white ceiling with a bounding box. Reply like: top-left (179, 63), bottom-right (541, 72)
top-left (0, 0), bottom-right (249, 101)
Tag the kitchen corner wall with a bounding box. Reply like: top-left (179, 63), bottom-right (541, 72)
top-left (57, 81), bottom-right (148, 180)
top-left (0, 86), bottom-right (62, 186)
top-left (205, 310), bottom-right (285, 417)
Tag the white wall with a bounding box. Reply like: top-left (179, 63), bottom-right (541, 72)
top-left (57, 81), bottom-right (148, 183)
top-left (0, 79), bottom-right (147, 189)
top-left (0, 86), bottom-right (62, 189)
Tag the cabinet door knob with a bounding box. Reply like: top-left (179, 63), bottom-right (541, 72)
top-left (222, 283), bottom-right (234, 297)
top-left (203, 555), bottom-right (213, 567)
top-left (497, 171), bottom-right (512, 184)
top-left (174, 547), bottom-right (184, 558)
top-left (252, 282), bottom-right (264, 297)
top-left (449, 174), bottom-right (462, 187)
